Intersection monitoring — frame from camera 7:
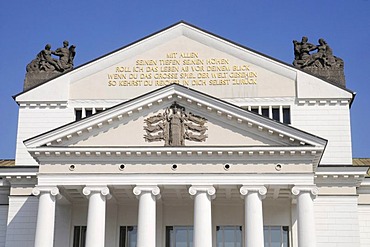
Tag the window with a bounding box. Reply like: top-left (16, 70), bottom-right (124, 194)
top-left (119, 226), bottom-right (137, 247)
top-left (264, 226), bottom-right (289, 247)
top-left (244, 105), bottom-right (291, 124)
top-left (283, 108), bottom-right (291, 124)
top-left (261, 107), bottom-right (269, 117)
top-left (85, 109), bottom-right (93, 117)
top-left (73, 226), bottom-right (86, 247)
top-left (74, 107), bottom-right (106, 120)
top-left (166, 226), bottom-right (193, 247)
top-left (75, 109), bottom-right (82, 121)
top-left (272, 108), bottom-right (280, 121)
top-left (250, 107), bottom-right (259, 114)
top-left (216, 226), bottom-right (242, 247)
top-left (73, 225), bottom-right (137, 247)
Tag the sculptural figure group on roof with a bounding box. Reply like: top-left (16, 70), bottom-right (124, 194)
top-left (26, 40), bottom-right (76, 73)
top-left (293, 37), bottom-right (343, 70)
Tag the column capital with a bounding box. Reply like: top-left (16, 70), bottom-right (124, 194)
top-left (32, 186), bottom-right (61, 199)
top-left (83, 186), bottom-right (112, 200)
top-left (240, 185), bottom-right (267, 199)
top-left (291, 185), bottom-right (319, 198)
top-left (189, 185), bottom-right (216, 199)
top-left (133, 185), bottom-right (161, 199)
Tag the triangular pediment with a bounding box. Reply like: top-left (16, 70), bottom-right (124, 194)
top-left (15, 21), bottom-right (353, 103)
top-left (25, 84), bottom-right (326, 150)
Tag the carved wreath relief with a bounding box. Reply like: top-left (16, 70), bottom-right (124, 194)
top-left (144, 102), bottom-right (208, 146)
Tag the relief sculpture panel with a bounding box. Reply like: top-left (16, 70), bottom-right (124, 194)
top-left (144, 102), bottom-right (207, 146)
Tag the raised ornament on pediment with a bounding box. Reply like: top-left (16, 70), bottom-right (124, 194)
top-left (144, 102), bottom-right (208, 146)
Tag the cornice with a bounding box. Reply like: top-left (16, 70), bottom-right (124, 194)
top-left (358, 178), bottom-right (370, 193)
top-left (18, 101), bottom-right (68, 109)
top-left (226, 97), bottom-right (295, 105)
top-left (315, 166), bottom-right (368, 187)
top-left (296, 98), bottom-right (350, 106)
top-left (28, 145), bottom-right (324, 170)
top-left (0, 167), bottom-right (38, 186)
top-left (29, 145), bottom-right (322, 160)
top-left (24, 85), bottom-right (327, 151)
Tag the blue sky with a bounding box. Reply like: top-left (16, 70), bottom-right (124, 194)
top-left (0, 1), bottom-right (369, 159)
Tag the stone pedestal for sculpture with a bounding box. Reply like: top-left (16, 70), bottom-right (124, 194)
top-left (24, 71), bottom-right (60, 90)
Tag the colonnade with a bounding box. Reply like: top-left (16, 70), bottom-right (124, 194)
top-left (32, 184), bottom-right (318, 247)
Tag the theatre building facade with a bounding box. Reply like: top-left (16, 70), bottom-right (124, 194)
top-left (1, 22), bottom-right (370, 247)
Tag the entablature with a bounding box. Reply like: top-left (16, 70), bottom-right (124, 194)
top-left (36, 172), bottom-right (315, 187)
top-left (29, 145), bottom-right (323, 167)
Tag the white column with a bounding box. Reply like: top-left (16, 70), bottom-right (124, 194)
top-left (133, 185), bottom-right (161, 247)
top-left (240, 185), bottom-right (267, 247)
top-left (32, 186), bottom-right (61, 247)
top-left (83, 186), bottom-right (111, 247)
top-left (291, 186), bottom-right (318, 247)
top-left (189, 185), bottom-right (216, 247)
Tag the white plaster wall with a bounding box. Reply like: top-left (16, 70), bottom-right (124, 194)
top-left (291, 103), bottom-right (352, 165)
top-left (263, 199), bottom-right (291, 226)
top-left (315, 196), bottom-right (360, 247)
top-left (54, 204), bottom-right (72, 247)
top-left (163, 203), bottom-right (194, 226)
top-left (71, 204), bottom-right (87, 226)
top-left (15, 106), bottom-right (74, 165)
top-left (358, 205), bottom-right (370, 247)
top-left (105, 202), bottom-right (118, 247)
top-left (0, 205), bottom-right (9, 247)
top-left (64, 199), bottom-right (293, 246)
top-left (213, 204), bottom-right (243, 226)
top-left (5, 196), bottom-right (38, 247)
top-left (117, 203), bottom-right (138, 225)
top-left (115, 203), bottom-right (138, 247)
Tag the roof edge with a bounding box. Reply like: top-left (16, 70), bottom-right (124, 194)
top-left (13, 20), bottom-right (355, 101)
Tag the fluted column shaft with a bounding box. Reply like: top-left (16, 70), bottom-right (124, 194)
top-left (292, 186), bottom-right (318, 247)
top-left (189, 185), bottom-right (216, 247)
top-left (133, 185), bottom-right (161, 247)
top-left (33, 186), bottom-right (60, 247)
top-left (83, 186), bottom-right (111, 247)
top-left (240, 185), bottom-right (267, 247)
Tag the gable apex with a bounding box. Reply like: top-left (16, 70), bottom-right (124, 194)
top-left (15, 21), bottom-right (353, 104)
